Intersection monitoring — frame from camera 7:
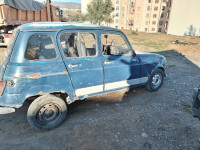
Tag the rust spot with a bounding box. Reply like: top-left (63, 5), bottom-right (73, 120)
top-left (62, 71), bottom-right (68, 74)
top-left (28, 73), bottom-right (41, 79)
top-left (38, 91), bottom-right (44, 95)
top-left (74, 97), bottom-right (78, 101)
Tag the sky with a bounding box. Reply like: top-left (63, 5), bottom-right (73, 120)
top-left (36, 0), bottom-right (81, 3)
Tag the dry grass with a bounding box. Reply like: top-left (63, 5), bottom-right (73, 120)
top-left (123, 30), bottom-right (200, 66)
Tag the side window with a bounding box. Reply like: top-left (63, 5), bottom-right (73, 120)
top-left (25, 34), bottom-right (57, 61)
top-left (60, 32), bottom-right (97, 58)
top-left (101, 33), bottom-right (131, 56)
top-left (60, 32), bottom-right (80, 57)
top-left (80, 33), bottom-right (97, 57)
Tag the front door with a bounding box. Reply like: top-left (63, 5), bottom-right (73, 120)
top-left (57, 30), bottom-right (104, 99)
top-left (100, 31), bottom-right (144, 91)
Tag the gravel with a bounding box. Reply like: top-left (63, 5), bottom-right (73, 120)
top-left (0, 49), bottom-right (200, 150)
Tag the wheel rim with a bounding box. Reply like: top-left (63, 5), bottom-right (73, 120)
top-left (151, 73), bottom-right (162, 88)
top-left (36, 103), bottom-right (62, 126)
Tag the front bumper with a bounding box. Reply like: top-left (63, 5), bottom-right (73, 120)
top-left (0, 106), bottom-right (15, 114)
top-left (192, 88), bottom-right (200, 118)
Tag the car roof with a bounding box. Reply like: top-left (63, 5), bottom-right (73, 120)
top-left (18, 22), bottom-right (121, 32)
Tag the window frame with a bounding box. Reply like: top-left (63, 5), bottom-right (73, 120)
top-left (101, 32), bottom-right (133, 57)
top-left (24, 33), bottom-right (58, 62)
top-left (59, 31), bottom-right (98, 59)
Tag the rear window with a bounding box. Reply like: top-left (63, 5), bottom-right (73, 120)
top-left (25, 34), bottom-right (57, 61)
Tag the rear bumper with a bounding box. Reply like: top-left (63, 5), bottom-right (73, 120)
top-left (0, 106), bottom-right (15, 114)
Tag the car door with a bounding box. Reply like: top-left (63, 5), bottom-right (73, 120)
top-left (100, 31), bottom-right (146, 91)
top-left (57, 30), bottom-right (104, 98)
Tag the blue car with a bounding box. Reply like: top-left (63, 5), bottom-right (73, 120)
top-left (0, 22), bottom-right (166, 130)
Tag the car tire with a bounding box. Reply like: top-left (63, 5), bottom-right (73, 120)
top-left (27, 94), bottom-right (67, 131)
top-left (146, 68), bottom-right (164, 91)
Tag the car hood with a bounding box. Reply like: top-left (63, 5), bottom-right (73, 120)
top-left (135, 51), bottom-right (166, 64)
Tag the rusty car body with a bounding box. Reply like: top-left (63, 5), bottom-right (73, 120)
top-left (0, 22), bottom-right (166, 130)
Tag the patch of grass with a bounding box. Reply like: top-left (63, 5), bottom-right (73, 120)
top-left (131, 31), bottom-right (138, 35)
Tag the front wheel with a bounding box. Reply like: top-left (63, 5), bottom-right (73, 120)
top-left (27, 94), bottom-right (67, 131)
top-left (146, 68), bottom-right (164, 91)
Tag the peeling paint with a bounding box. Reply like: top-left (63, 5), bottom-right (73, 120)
top-left (38, 91), bottom-right (44, 95)
top-left (62, 71), bottom-right (68, 74)
top-left (73, 97), bottom-right (78, 101)
top-left (28, 73), bottom-right (41, 79)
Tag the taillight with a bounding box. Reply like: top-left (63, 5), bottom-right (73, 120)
top-left (0, 80), bottom-right (6, 96)
top-left (3, 34), bottom-right (11, 38)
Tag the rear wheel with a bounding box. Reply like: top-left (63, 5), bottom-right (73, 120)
top-left (27, 94), bottom-right (67, 131)
top-left (146, 68), bottom-right (164, 91)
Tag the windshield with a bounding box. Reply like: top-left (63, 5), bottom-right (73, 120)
top-left (0, 29), bottom-right (17, 66)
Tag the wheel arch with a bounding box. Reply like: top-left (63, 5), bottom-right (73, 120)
top-left (24, 90), bottom-right (75, 105)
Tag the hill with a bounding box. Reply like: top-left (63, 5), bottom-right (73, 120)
top-left (51, 2), bottom-right (81, 9)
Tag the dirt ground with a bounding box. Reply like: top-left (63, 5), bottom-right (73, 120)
top-left (0, 32), bottom-right (200, 150)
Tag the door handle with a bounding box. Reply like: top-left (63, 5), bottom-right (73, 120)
top-left (104, 61), bottom-right (113, 65)
top-left (68, 64), bottom-right (79, 68)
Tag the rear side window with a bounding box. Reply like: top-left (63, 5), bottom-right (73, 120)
top-left (60, 32), bottom-right (97, 58)
top-left (25, 34), bottom-right (57, 61)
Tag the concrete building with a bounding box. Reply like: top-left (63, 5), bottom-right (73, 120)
top-left (81, 0), bottom-right (171, 33)
top-left (167, 0), bottom-right (200, 36)
top-left (81, 0), bottom-right (93, 14)
top-left (133, 0), bottom-right (171, 33)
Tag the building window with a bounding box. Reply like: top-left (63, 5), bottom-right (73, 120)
top-left (159, 21), bottom-right (163, 25)
top-left (131, 0), bottom-right (134, 4)
top-left (147, 6), bottom-right (151, 11)
top-left (162, 6), bottom-right (165, 10)
top-left (148, 0), bottom-right (151, 3)
top-left (116, 6), bottom-right (119, 11)
top-left (130, 7), bottom-right (134, 12)
top-left (122, 7), bottom-right (125, 18)
top-left (129, 20), bottom-right (134, 26)
top-left (163, 0), bottom-right (167, 2)
top-left (153, 14), bottom-right (157, 18)
top-left (154, 7), bottom-right (158, 11)
top-left (145, 28), bottom-right (148, 32)
top-left (155, 0), bottom-right (159, 3)
top-left (152, 28), bottom-right (155, 31)
top-left (116, 0), bottom-right (119, 4)
top-left (137, 7), bottom-right (141, 11)
top-left (145, 21), bottom-right (149, 25)
top-left (158, 28), bottom-right (162, 32)
top-left (152, 21), bottom-right (156, 25)
top-left (146, 14), bottom-right (150, 18)
top-left (161, 13), bottom-right (164, 18)
top-left (116, 13), bottom-right (119, 17)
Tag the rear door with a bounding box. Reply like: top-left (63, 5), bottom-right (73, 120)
top-left (57, 30), bottom-right (104, 98)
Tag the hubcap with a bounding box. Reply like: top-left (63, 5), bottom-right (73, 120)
top-left (37, 103), bottom-right (62, 126)
top-left (151, 73), bottom-right (162, 88)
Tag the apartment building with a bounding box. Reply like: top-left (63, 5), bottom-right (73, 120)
top-left (81, 0), bottom-right (171, 33)
top-left (134, 0), bottom-right (171, 33)
top-left (81, 0), bottom-right (93, 14)
top-left (167, 0), bottom-right (200, 36)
